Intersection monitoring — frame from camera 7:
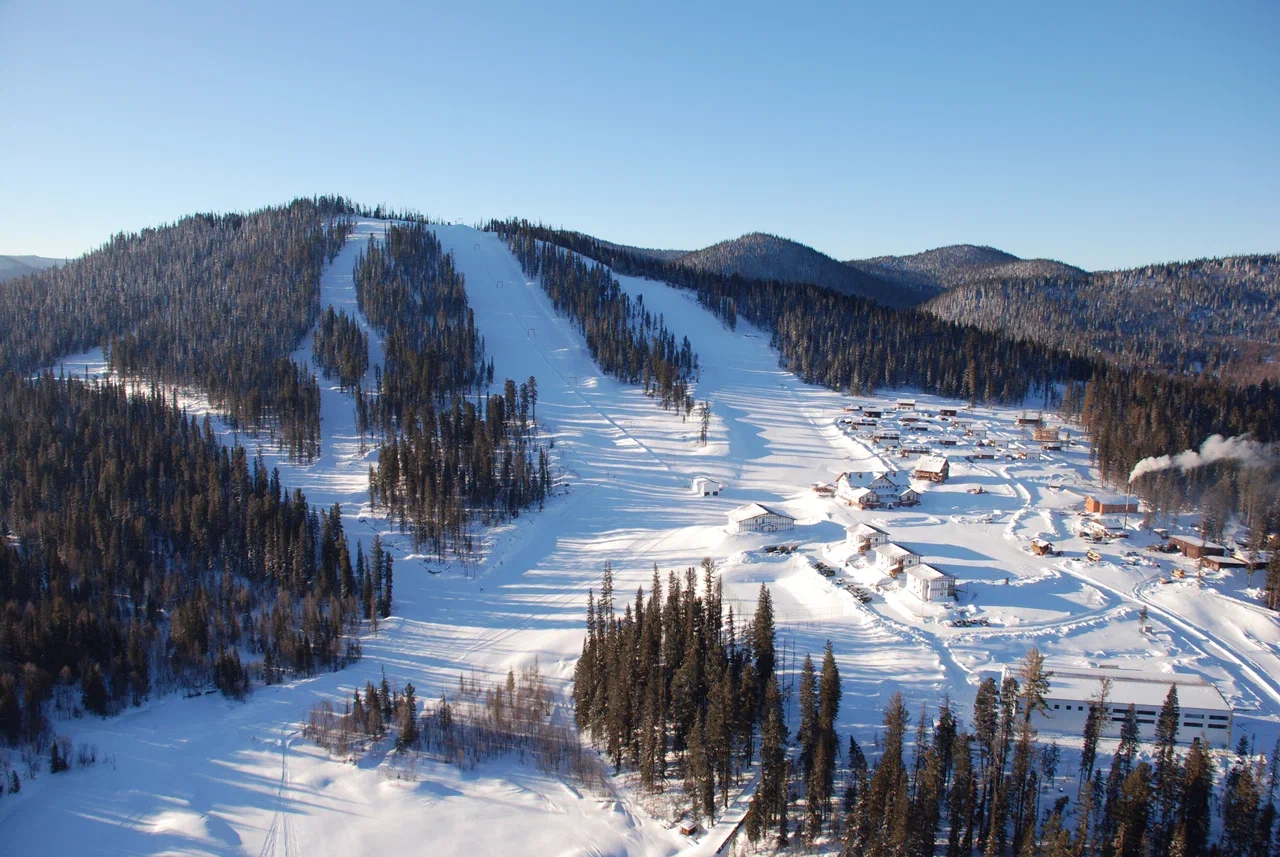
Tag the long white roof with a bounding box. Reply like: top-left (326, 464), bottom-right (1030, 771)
top-left (846, 522), bottom-right (888, 536)
top-left (1034, 662), bottom-right (1230, 712)
top-left (727, 502), bottom-right (792, 523)
top-left (906, 563), bottom-right (950, 581)
top-left (913, 455), bottom-right (949, 474)
top-left (875, 543), bottom-right (918, 561)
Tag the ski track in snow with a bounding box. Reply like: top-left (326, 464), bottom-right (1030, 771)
top-left (8, 221), bottom-right (1280, 856)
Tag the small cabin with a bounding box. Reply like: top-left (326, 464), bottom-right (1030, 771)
top-left (939, 407), bottom-right (958, 418)
top-left (896, 399), bottom-right (916, 410)
top-left (691, 476), bottom-right (722, 497)
top-left (898, 487), bottom-right (921, 506)
top-left (1016, 413), bottom-right (1044, 427)
top-left (864, 409), bottom-right (883, 418)
top-left (1032, 426), bottom-right (1060, 443)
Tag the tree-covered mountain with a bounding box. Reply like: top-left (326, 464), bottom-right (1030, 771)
top-left (924, 253), bottom-right (1280, 382)
top-left (847, 244), bottom-right (1086, 291)
top-left (668, 232), bottom-right (922, 306)
top-left (0, 255), bottom-right (62, 284)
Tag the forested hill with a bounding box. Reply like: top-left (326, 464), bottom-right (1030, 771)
top-left (0, 255), bottom-right (62, 283)
top-left (847, 244), bottom-right (1086, 291)
top-left (489, 219), bottom-right (1280, 495)
top-left (923, 252), bottom-right (1280, 383)
top-left (669, 232), bottom-right (921, 307)
top-left (0, 197), bottom-right (359, 460)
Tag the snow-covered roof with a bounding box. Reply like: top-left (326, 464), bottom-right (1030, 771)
top-left (727, 502), bottom-right (792, 523)
top-left (874, 543), bottom-right (918, 562)
top-left (913, 455), bottom-right (948, 474)
top-left (1088, 492), bottom-right (1136, 505)
top-left (845, 522), bottom-right (888, 537)
top-left (1170, 535), bottom-right (1225, 550)
top-left (840, 470), bottom-right (900, 488)
top-left (906, 563), bottom-right (950, 582)
top-left (845, 487), bottom-right (875, 502)
top-left (1033, 662), bottom-right (1230, 712)
top-left (692, 475), bottom-right (721, 487)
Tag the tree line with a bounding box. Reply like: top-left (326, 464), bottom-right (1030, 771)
top-left (493, 223), bottom-right (699, 415)
top-left (0, 372), bottom-right (373, 750)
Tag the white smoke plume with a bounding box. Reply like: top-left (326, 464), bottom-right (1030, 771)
top-left (1129, 434), bottom-right (1270, 483)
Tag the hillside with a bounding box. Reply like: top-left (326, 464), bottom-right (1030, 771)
top-left (671, 231), bottom-right (927, 306)
top-left (847, 244), bottom-right (1087, 290)
top-left (924, 253), bottom-right (1280, 381)
top-left (0, 254), bottom-right (62, 283)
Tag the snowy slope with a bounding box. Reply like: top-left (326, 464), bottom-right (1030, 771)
top-left (7, 222), bottom-right (1280, 856)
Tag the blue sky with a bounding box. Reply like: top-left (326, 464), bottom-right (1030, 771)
top-left (1, 1), bottom-right (1276, 269)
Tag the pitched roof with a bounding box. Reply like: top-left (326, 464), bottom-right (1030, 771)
top-left (727, 502), bottom-right (793, 523)
top-left (845, 522), bottom-right (888, 537)
top-left (874, 543), bottom-right (918, 561)
top-left (913, 455), bottom-right (949, 474)
top-left (906, 563), bottom-right (951, 582)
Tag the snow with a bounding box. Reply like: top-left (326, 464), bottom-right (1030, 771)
top-left (7, 221), bottom-right (1280, 855)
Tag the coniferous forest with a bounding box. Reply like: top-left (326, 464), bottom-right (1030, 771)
top-left (0, 197), bottom-right (360, 462)
top-left (498, 225), bottom-right (699, 414)
top-left (312, 306), bottom-right (370, 391)
top-left (353, 223), bottom-right (551, 559)
top-left (576, 564), bottom-right (1277, 857)
top-left (0, 373), bottom-right (366, 746)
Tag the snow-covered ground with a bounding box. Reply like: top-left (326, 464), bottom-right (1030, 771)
top-left (6, 222), bottom-right (1279, 855)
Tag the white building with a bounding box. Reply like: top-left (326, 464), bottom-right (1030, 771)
top-left (874, 543), bottom-right (921, 576)
top-left (846, 522), bottom-right (890, 553)
top-left (837, 471), bottom-right (904, 508)
top-left (1003, 662), bottom-right (1234, 749)
top-left (691, 476), bottom-right (722, 496)
top-left (727, 503), bottom-right (795, 534)
top-left (906, 563), bottom-right (956, 602)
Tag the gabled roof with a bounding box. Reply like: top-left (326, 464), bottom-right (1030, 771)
top-left (913, 455), bottom-right (949, 474)
top-left (845, 522), bottom-right (888, 537)
top-left (839, 470), bottom-right (901, 489)
top-left (874, 543), bottom-right (918, 561)
top-left (727, 502), bottom-right (793, 523)
top-left (906, 563), bottom-right (951, 582)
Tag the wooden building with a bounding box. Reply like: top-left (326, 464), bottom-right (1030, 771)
top-left (1170, 535), bottom-right (1226, 560)
top-left (912, 455), bottom-right (950, 483)
top-left (1084, 494), bottom-right (1140, 515)
top-left (874, 543), bottom-right (921, 576)
top-left (846, 522), bottom-right (890, 553)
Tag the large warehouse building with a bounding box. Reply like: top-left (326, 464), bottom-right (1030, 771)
top-left (1001, 661), bottom-right (1233, 748)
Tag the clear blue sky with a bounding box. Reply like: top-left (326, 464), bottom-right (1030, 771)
top-left (1, 1), bottom-right (1276, 269)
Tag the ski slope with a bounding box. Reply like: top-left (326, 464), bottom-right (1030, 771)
top-left (6, 222), bottom-right (1280, 856)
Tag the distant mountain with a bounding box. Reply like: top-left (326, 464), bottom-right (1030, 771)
top-left (847, 244), bottom-right (1087, 291)
top-left (923, 253), bottom-right (1280, 383)
top-left (0, 255), bottom-right (63, 283)
top-left (669, 232), bottom-right (926, 307)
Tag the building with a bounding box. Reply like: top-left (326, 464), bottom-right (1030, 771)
top-left (691, 476), bottom-right (721, 496)
top-left (837, 471), bottom-right (904, 508)
top-left (898, 487), bottom-right (921, 506)
top-left (912, 455), bottom-right (950, 483)
top-left (1202, 555), bottom-right (1248, 572)
top-left (967, 426), bottom-right (988, 440)
top-left (1170, 535), bottom-right (1226, 560)
top-left (1030, 538), bottom-right (1055, 556)
top-left (1016, 413), bottom-right (1044, 427)
top-left (1032, 426), bottom-right (1060, 443)
top-left (844, 487), bottom-right (879, 509)
top-left (1005, 662), bottom-right (1233, 749)
top-left (727, 503), bottom-right (795, 534)
top-left (864, 409), bottom-right (883, 418)
top-left (896, 398), bottom-right (916, 410)
top-left (1085, 493), bottom-right (1140, 515)
top-left (1018, 449), bottom-right (1042, 461)
top-left (939, 407), bottom-right (958, 418)
top-left (846, 522), bottom-right (890, 553)
top-left (1234, 549), bottom-right (1272, 570)
top-left (874, 543), bottom-right (921, 576)
top-left (906, 564), bottom-right (956, 602)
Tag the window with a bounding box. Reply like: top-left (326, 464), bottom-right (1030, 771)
top-left (1209, 715), bottom-right (1229, 721)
